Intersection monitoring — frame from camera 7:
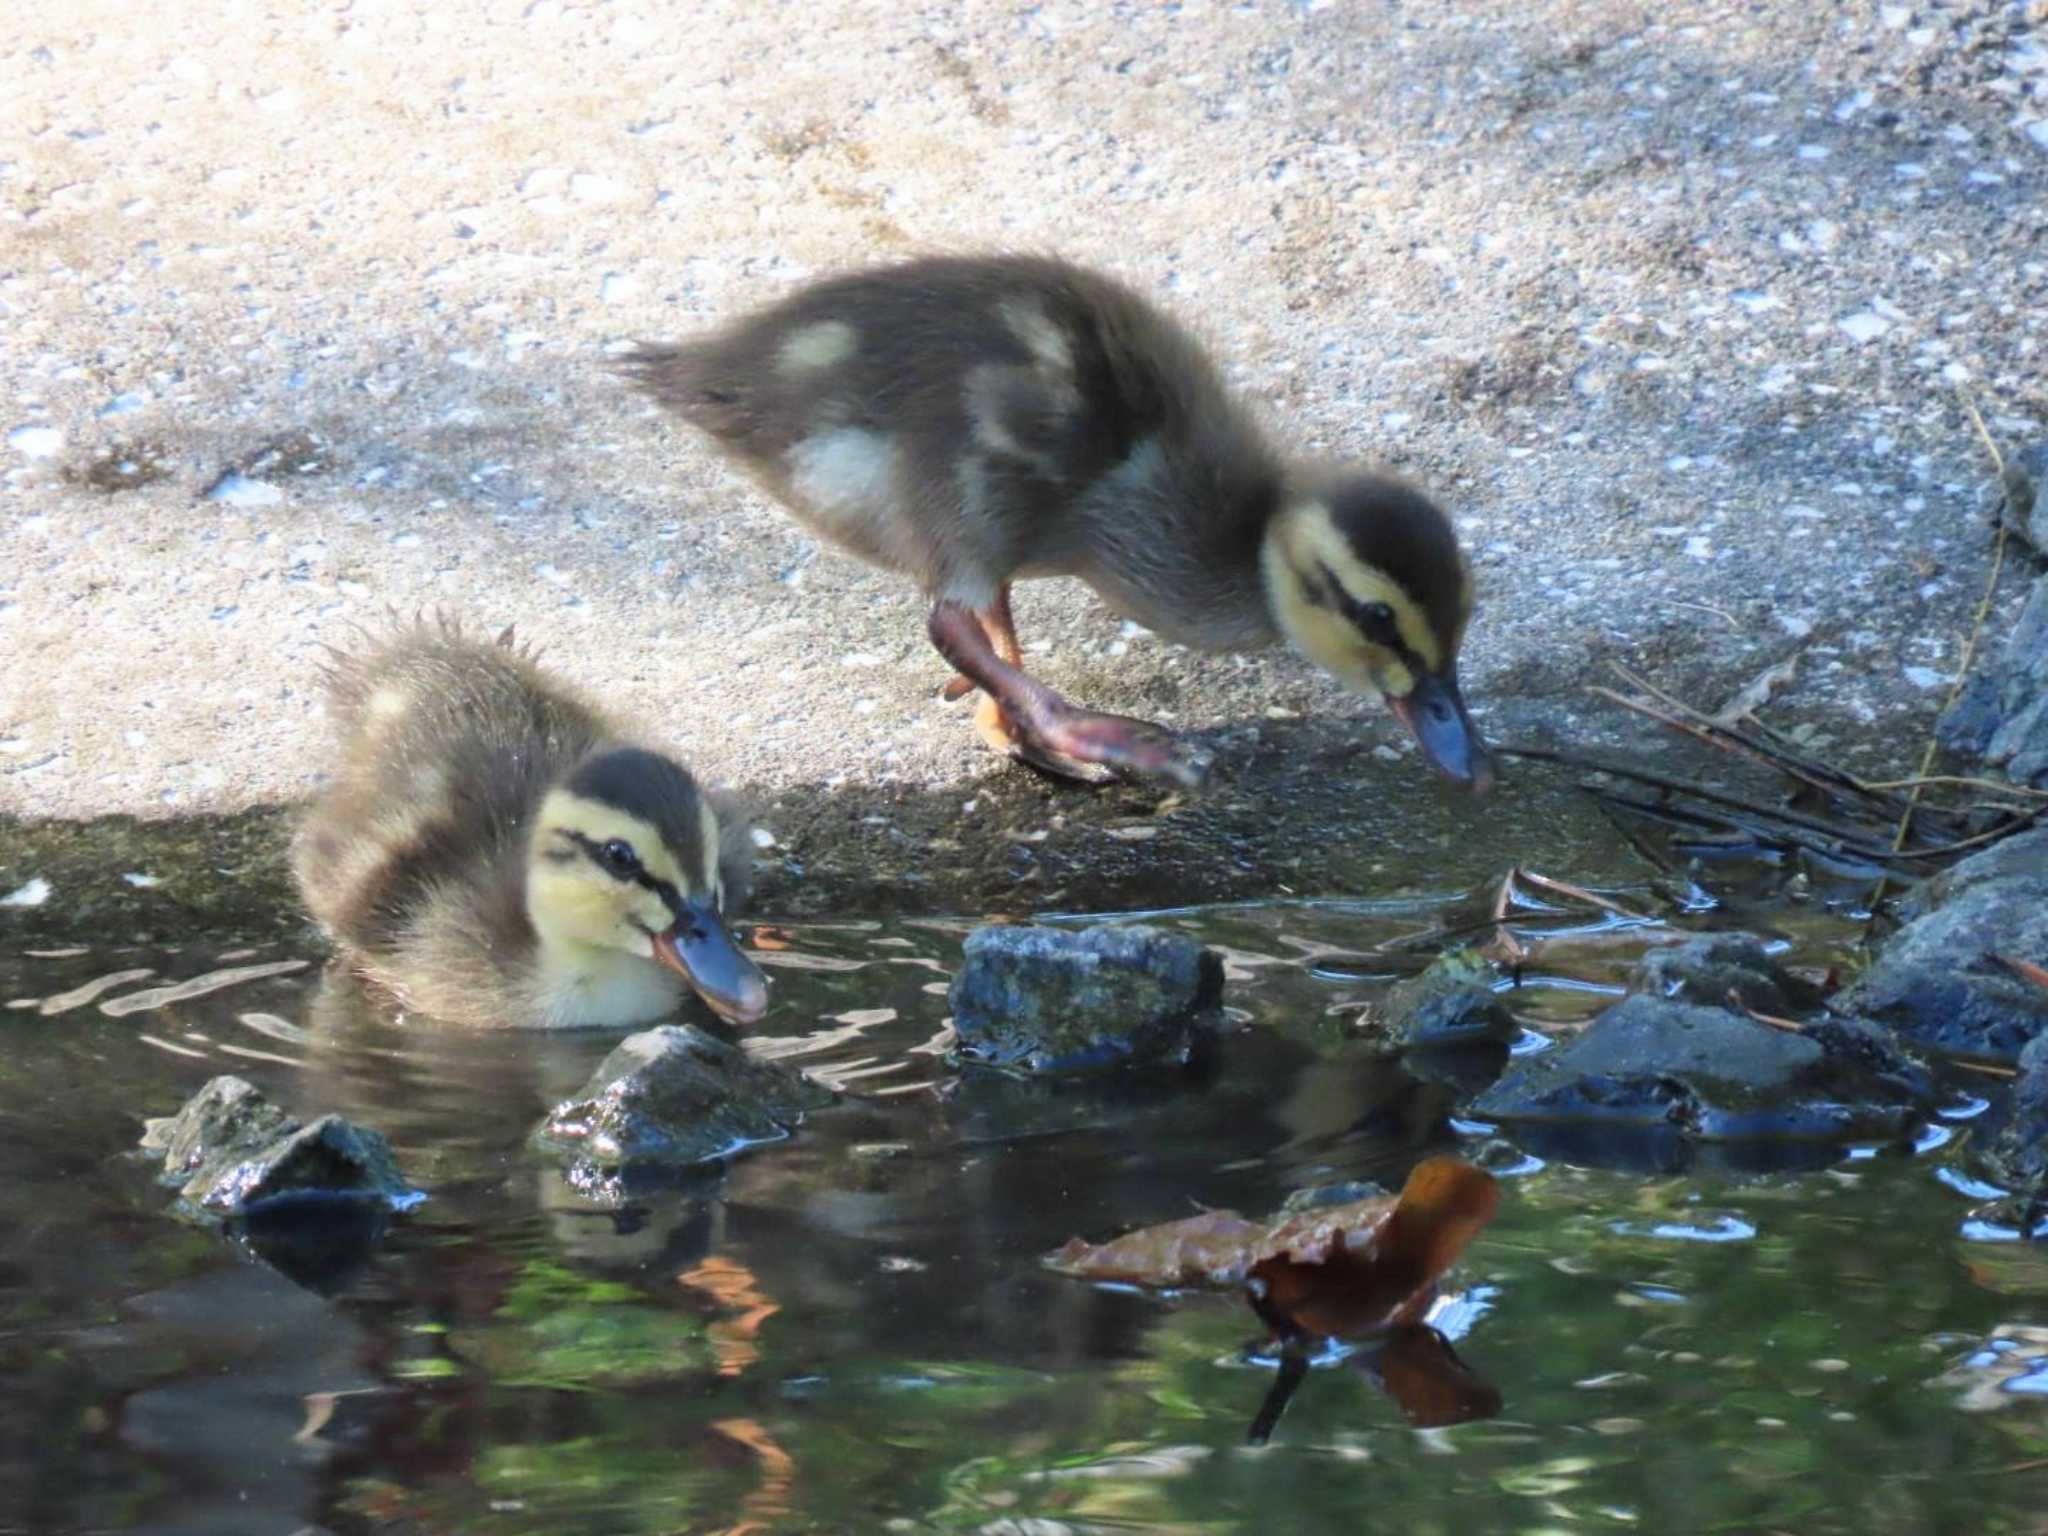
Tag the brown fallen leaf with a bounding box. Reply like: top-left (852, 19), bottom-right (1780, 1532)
top-left (1045, 1157), bottom-right (1499, 1331)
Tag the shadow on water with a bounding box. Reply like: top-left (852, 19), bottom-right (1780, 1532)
top-left (4, 858), bottom-right (2048, 1534)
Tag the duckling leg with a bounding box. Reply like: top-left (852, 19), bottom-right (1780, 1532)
top-left (939, 588), bottom-right (1019, 704)
top-left (961, 589), bottom-right (1107, 782)
top-left (928, 598), bottom-right (1210, 788)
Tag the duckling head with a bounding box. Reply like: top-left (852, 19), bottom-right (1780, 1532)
top-left (1262, 474), bottom-right (1494, 794)
top-left (526, 747), bottom-right (770, 1023)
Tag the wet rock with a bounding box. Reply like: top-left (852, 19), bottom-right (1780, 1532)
top-left (1387, 948), bottom-right (1517, 1050)
top-left (1837, 831), bottom-right (2048, 1064)
top-left (534, 1024), bottom-right (833, 1201)
top-left (141, 1075), bottom-right (413, 1219)
top-left (1898, 824), bottom-right (2048, 919)
top-left (1631, 932), bottom-right (1819, 1015)
top-left (1980, 1033), bottom-right (2048, 1202)
top-left (1471, 995), bottom-right (1924, 1166)
top-left (1936, 572), bottom-right (2048, 786)
top-left (1801, 1012), bottom-right (1935, 1104)
top-left (948, 922), bottom-right (1224, 1073)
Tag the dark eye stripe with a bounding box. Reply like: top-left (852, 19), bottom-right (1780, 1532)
top-left (558, 830), bottom-right (687, 918)
top-left (1314, 562), bottom-right (1419, 663)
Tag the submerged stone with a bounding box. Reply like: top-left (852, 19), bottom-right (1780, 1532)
top-left (1471, 995), bottom-right (1925, 1160)
top-left (534, 1024), bottom-right (833, 1201)
top-left (948, 922), bottom-right (1225, 1073)
top-left (1631, 932), bottom-right (1819, 1016)
top-left (1387, 947), bottom-right (1517, 1051)
top-left (1981, 1033), bottom-right (2048, 1201)
top-left (141, 1074), bottom-right (412, 1218)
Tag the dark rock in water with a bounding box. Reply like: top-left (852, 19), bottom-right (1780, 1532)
top-left (144, 1075), bottom-right (295, 1188)
top-left (141, 1075), bottom-right (412, 1218)
top-left (1937, 572), bottom-right (2048, 787)
top-left (1631, 933), bottom-right (1818, 1015)
top-left (1838, 851), bottom-right (2048, 1064)
top-left (1801, 1012), bottom-right (1935, 1106)
top-left (535, 1024), bottom-right (833, 1202)
top-left (1471, 995), bottom-right (1924, 1168)
top-left (1388, 948), bottom-right (1516, 1051)
top-left (948, 922), bottom-right (1224, 1073)
top-left (1980, 1033), bottom-right (2048, 1201)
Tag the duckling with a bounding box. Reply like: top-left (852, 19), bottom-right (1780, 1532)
top-left (293, 618), bottom-right (768, 1029)
top-left (621, 254), bottom-right (1492, 793)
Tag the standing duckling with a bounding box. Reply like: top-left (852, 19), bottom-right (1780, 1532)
top-left (294, 619), bottom-right (768, 1029)
top-left (621, 254), bottom-right (1492, 793)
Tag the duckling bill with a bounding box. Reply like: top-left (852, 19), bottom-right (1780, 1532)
top-left (622, 254), bottom-right (1493, 793)
top-left (294, 618), bottom-right (768, 1029)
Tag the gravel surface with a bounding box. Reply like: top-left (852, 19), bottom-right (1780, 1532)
top-left (3, 0), bottom-right (2045, 910)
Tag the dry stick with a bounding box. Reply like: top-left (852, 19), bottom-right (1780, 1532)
top-left (1740, 1002), bottom-right (1807, 1034)
top-left (1603, 665), bottom-right (1909, 815)
top-left (1899, 391), bottom-right (2012, 851)
top-left (1499, 747), bottom-right (1943, 864)
top-left (1515, 868), bottom-right (1645, 918)
top-left (1588, 683), bottom-right (1937, 838)
top-left (1858, 773), bottom-right (2048, 801)
top-left (1487, 867), bottom-right (1529, 964)
top-left (1997, 954), bottom-right (2048, 993)
top-left (1954, 1059), bottom-right (2020, 1080)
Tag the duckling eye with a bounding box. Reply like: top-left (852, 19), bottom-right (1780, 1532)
top-left (1347, 598), bottom-right (1399, 645)
top-left (599, 839), bottom-right (641, 877)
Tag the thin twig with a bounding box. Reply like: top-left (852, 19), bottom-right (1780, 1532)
top-left (1996, 954), bottom-right (2048, 994)
top-left (1590, 684), bottom-right (1917, 828)
top-left (1864, 391), bottom-right (2018, 930)
top-left (1515, 868), bottom-right (1645, 917)
top-left (1604, 664), bottom-right (1907, 813)
top-left (1954, 1059), bottom-right (2020, 1080)
top-left (1740, 1002), bottom-right (1807, 1034)
top-left (1501, 748), bottom-right (1941, 864)
top-left (1894, 389), bottom-right (2012, 855)
top-left (1858, 774), bottom-right (2048, 801)
top-left (1487, 867), bottom-right (1530, 964)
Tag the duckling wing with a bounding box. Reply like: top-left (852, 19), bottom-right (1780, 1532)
top-left (297, 620), bottom-right (606, 958)
top-left (625, 258), bottom-right (1279, 603)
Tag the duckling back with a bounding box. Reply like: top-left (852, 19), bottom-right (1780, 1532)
top-left (294, 619), bottom-right (610, 965)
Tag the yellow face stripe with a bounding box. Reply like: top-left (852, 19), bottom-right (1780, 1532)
top-left (1276, 504), bottom-right (1444, 670)
top-left (1261, 501), bottom-right (1460, 702)
top-left (536, 790), bottom-right (697, 892)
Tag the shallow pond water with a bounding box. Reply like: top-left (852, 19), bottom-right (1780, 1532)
top-left (3, 886), bottom-right (2046, 1535)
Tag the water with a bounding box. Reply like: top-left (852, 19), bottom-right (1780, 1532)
top-left (3, 890), bottom-right (2046, 1534)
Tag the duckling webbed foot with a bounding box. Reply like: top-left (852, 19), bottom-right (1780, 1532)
top-left (928, 599), bottom-right (1211, 788)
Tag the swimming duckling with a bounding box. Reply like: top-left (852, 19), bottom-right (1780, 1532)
top-left (621, 254), bottom-right (1492, 793)
top-left (293, 619), bottom-right (768, 1029)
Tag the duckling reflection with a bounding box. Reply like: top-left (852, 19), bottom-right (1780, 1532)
top-left (294, 617), bottom-right (767, 1029)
